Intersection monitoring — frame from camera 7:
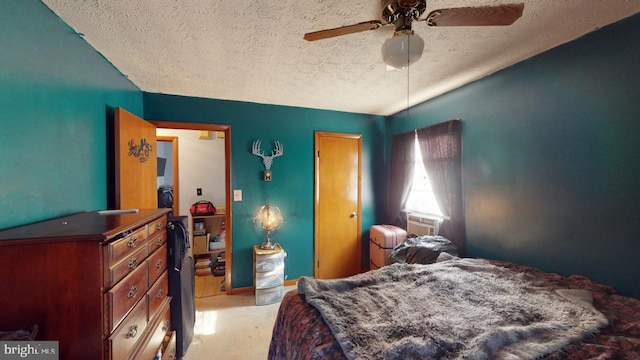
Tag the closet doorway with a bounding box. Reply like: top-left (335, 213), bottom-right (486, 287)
top-left (314, 131), bottom-right (362, 279)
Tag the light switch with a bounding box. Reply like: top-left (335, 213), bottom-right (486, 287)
top-left (233, 189), bottom-right (242, 202)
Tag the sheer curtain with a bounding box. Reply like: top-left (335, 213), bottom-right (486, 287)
top-left (387, 130), bottom-right (416, 228)
top-left (416, 119), bottom-right (466, 254)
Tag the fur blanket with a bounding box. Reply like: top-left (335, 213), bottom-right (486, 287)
top-left (297, 256), bottom-right (608, 360)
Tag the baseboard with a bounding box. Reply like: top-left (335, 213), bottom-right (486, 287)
top-left (229, 286), bottom-right (253, 295)
top-left (229, 278), bottom-right (299, 295)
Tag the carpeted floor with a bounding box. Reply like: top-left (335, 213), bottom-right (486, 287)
top-left (182, 286), bottom-right (296, 360)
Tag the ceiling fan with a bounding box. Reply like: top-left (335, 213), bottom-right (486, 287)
top-left (304, 1), bottom-right (524, 69)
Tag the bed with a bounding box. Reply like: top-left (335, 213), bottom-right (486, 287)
top-left (268, 255), bottom-right (640, 359)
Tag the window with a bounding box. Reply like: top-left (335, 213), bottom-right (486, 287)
top-left (405, 134), bottom-right (443, 217)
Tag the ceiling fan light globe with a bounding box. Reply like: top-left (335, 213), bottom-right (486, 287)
top-left (381, 32), bottom-right (424, 69)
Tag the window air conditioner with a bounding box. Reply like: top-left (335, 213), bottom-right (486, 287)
top-left (406, 212), bottom-right (442, 236)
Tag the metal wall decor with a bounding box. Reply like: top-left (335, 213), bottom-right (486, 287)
top-left (251, 140), bottom-right (283, 181)
top-left (128, 138), bottom-right (153, 163)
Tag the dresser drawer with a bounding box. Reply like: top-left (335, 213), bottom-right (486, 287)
top-left (256, 251), bottom-right (285, 272)
top-left (147, 271), bottom-right (169, 318)
top-left (256, 285), bottom-right (284, 305)
top-left (148, 216), bottom-right (167, 238)
top-left (106, 227), bottom-right (148, 266)
top-left (104, 244), bottom-right (149, 288)
top-left (106, 297), bottom-right (148, 360)
top-left (161, 331), bottom-right (177, 360)
top-left (255, 267), bottom-right (284, 289)
top-left (148, 243), bottom-right (167, 286)
top-left (132, 297), bottom-right (172, 360)
top-left (105, 262), bottom-right (149, 333)
top-left (148, 230), bottom-right (167, 254)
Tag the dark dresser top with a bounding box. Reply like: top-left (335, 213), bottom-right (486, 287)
top-left (0, 208), bottom-right (170, 244)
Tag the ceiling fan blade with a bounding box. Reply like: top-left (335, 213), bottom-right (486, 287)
top-left (304, 20), bottom-right (385, 41)
top-left (426, 3), bottom-right (524, 27)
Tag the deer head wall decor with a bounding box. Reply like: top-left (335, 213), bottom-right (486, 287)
top-left (251, 140), bottom-right (283, 181)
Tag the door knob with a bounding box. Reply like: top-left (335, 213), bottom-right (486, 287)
top-left (350, 212), bottom-right (358, 218)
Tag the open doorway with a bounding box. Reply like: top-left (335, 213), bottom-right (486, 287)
top-left (153, 121), bottom-right (233, 295)
top-left (156, 130), bottom-right (225, 217)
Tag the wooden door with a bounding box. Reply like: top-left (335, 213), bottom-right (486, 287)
top-left (314, 132), bottom-right (362, 279)
top-left (115, 107), bottom-right (158, 209)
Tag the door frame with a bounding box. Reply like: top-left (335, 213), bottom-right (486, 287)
top-left (152, 121), bottom-right (233, 294)
top-left (314, 131), bottom-right (363, 278)
top-left (157, 136), bottom-right (179, 215)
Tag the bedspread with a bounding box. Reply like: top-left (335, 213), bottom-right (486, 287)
top-left (268, 260), bottom-right (640, 359)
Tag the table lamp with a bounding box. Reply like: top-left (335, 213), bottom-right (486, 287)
top-left (253, 205), bottom-right (283, 250)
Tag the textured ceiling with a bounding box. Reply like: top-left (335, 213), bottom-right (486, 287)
top-left (42, 0), bottom-right (639, 116)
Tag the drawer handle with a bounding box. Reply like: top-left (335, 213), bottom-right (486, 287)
top-left (156, 260), bottom-right (163, 268)
top-left (156, 238), bottom-right (163, 246)
top-left (126, 325), bottom-right (138, 339)
top-left (156, 222), bottom-right (163, 230)
top-left (127, 237), bottom-right (138, 248)
top-left (156, 289), bottom-right (164, 298)
top-left (127, 285), bottom-right (138, 298)
top-left (128, 257), bottom-right (138, 270)
top-left (162, 320), bottom-right (169, 332)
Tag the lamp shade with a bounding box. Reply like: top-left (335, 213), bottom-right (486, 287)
top-left (253, 205), bottom-right (283, 250)
top-left (381, 30), bottom-right (424, 69)
top-left (253, 205), bottom-right (283, 231)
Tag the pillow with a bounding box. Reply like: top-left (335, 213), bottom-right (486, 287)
top-left (390, 235), bottom-right (459, 265)
top-left (436, 252), bottom-right (458, 262)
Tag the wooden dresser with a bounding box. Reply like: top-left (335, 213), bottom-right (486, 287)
top-left (0, 209), bottom-right (176, 360)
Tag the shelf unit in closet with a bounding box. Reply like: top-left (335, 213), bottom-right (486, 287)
top-left (192, 214), bottom-right (226, 297)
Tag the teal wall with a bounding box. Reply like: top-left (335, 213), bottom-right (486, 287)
top-left (143, 94), bottom-right (385, 288)
top-left (0, 1), bottom-right (143, 229)
top-left (387, 14), bottom-right (640, 298)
